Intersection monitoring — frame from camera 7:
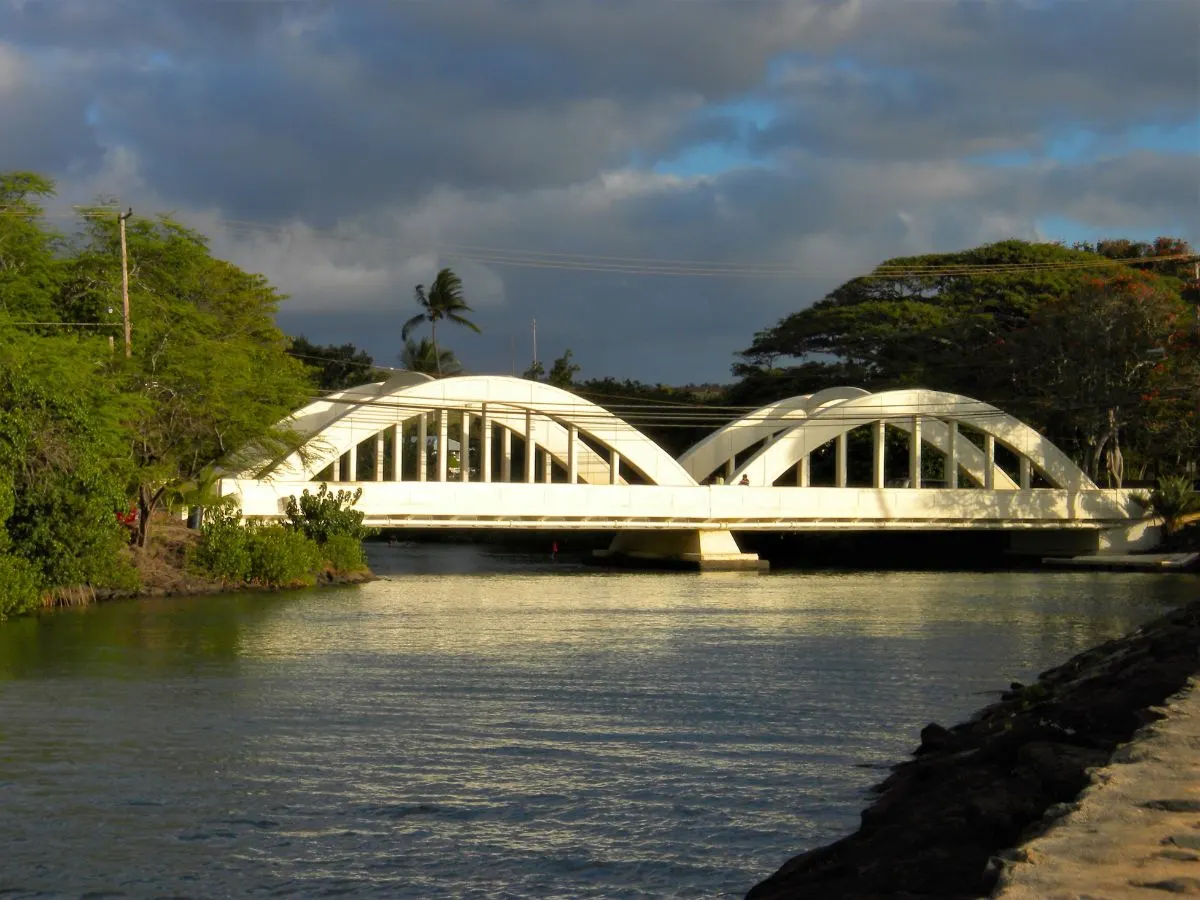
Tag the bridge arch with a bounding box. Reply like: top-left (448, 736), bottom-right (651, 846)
top-left (678, 387), bottom-right (870, 482)
top-left (250, 374), bottom-right (698, 486)
top-left (730, 389), bottom-right (1095, 491)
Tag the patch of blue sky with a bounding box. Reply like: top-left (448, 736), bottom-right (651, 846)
top-left (646, 96), bottom-right (779, 178)
top-left (1036, 215), bottom-right (1169, 247)
top-left (970, 117), bottom-right (1200, 168)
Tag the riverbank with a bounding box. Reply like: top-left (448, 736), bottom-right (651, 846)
top-left (43, 519), bottom-right (375, 611)
top-left (746, 595), bottom-right (1200, 899)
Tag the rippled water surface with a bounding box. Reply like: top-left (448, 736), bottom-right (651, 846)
top-left (1, 544), bottom-right (1194, 898)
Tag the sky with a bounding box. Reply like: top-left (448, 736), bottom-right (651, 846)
top-left (1, 0), bottom-right (1198, 384)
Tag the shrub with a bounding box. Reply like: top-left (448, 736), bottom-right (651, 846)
top-left (322, 534), bottom-right (368, 574)
top-left (0, 553), bottom-right (42, 619)
top-left (1134, 475), bottom-right (1200, 536)
top-left (246, 525), bottom-right (322, 587)
top-left (189, 507), bottom-right (252, 582)
top-left (284, 484), bottom-right (373, 544)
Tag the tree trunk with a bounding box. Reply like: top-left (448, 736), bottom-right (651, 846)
top-left (136, 484), bottom-right (153, 548)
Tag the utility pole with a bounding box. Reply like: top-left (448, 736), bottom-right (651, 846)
top-left (119, 208), bottom-right (133, 358)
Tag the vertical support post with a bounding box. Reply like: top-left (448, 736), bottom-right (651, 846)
top-left (331, 454), bottom-right (341, 482)
top-left (610, 448), bottom-right (621, 485)
top-left (501, 427), bottom-right (512, 482)
top-left (872, 420), bottom-right (886, 488)
top-left (417, 413), bottom-right (428, 482)
top-left (567, 424), bottom-right (578, 484)
top-left (984, 434), bottom-right (996, 490)
top-left (835, 432), bottom-right (848, 488)
top-left (437, 409), bottom-right (448, 482)
top-left (374, 431), bottom-right (385, 482)
top-left (461, 410), bottom-right (471, 483)
top-left (524, 410), bottom-right (535, 483)
top-left (797, 454), bottom-right (810, 487)
top-left (946, 420), bottom-right (959, 489)
top-left (1019, 455), bottom-right (1032, 490)
top-left (391, 424), bottom-right (402, 481)
top-left (909, 415), bottom-right (921, 488)
top-left (725, 457), bottom-right (736, 482)
top-left (118, 209), bottom-right (133, 358)
top-left (481, 404), bottom-right (492, 483)
top-left (542, 448), bottom-right (552, 483)
top-left (347, 439), bottom-right (358, 482)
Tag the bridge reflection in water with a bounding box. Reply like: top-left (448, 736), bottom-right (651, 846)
top-left (219, 375), bottom-right (1153, 569)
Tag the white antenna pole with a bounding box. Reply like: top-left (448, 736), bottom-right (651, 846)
top-left (532, 318), bottom-right (537, 368)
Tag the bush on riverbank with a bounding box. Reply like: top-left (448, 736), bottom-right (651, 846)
top-left (189, 488), bottom-right (373, 588)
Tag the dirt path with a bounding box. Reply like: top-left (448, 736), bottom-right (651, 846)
top-left (994, 678), bottom-right (1200, 898)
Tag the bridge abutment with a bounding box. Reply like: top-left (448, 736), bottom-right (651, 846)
top-left (593, 529), bottom-right (766, 572)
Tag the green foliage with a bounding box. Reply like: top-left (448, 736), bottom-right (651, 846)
top-left (0, 553), bottom-right (42, 619)
top-left (0, 317), bottom-right (137, 594)
top-left (547, 349), bottom-right (581, 388)
top-left (189, 508), bottom-right (253, 583)
top-left (401, 336), bottom-right (461, 375)
top-left (284, 484), bottom-right (372, 544)
top-left (734, 237), bottom-right (1200, 480)
top-left (288, 336), bottom-right (387, 390)
top-left (246, 525), bottom-right (322, 588)
top-left (401, 268), bottom-right (481, 376)
top-left (1135, 476), bottom-right (1200, 535)
top-left (64, 209), bottom-right (314, 546)
top-left (321, 534), bottom-right (368, 574)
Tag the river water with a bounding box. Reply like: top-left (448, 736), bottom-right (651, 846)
top-left (1, 544), bottom-right (1194, 899)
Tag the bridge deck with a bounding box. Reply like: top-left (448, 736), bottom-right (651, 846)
top-left (222, 479), bottom-right (1143, 532)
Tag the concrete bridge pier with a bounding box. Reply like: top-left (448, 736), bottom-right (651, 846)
top-left (593, 529), bottom-right (766, 571)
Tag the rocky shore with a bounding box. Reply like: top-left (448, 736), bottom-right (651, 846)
top-left (747, 598), bottom-right (1200, 899)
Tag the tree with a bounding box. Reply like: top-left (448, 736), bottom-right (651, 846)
top-left (67, 211), bottom-right (313, 547)
top-left (287, 337), bottom-right (386, 391)
top-left (548, 348), bottom-right (581, 387)
top-left (734, 237), bottom-right (1200, 479)
top-left (401, 268), bottom-right (481, 376)
top-left (1008, 271), bottom-right (1194, 485)
top-left (401, 336), bottom-right (461, 375)
top-left (521, 359), bottom-right (545, 381)
top-left (0, 172), bottom-right (65, 323)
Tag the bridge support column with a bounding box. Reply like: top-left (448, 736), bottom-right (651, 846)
top-left (524, 411), bottom-right (535, 483)
top-left (461, 410), bottom-right (471, 483)
top-left (374, 431), bottom-right (384, 481)
top-left (610, 449), bottom-right (622, 485)
top-left (542, 447), bottom-right (552, 483)
top-left (331, 454), bottom-right (341, 482)
top-left (391, 424), bottom-right (402, 481)
top-left (947, 420), bottom-right (958, 488)
top-left (909, 415), bottom-right (921, 488)
top-left (481, 405), bottom-right (492, 483)
top-left (347, 441), bottom-right (358, 482)
top-left (501, 428), bottom-right (512, 482)
top-left (725, 457), bottom-right (735, 483)
top-left (595, 529), bottom-right (764, 572)
top-left (437, 410), bottom-right (448, 482)
top-left (418, 413), bottom-right (428, 482)
top-left (567, 424), bottom-right (578, 484)
top-left (872, 421), bottom-right (885, 488)
top-left (984, 434), bottom-right (996, 490)
top-left (835, 432), bottom-right (848, 488)
top-left (797, 454), bottom-right (810, 487)
top-left (1019, 456), bottom-right (1031, 490)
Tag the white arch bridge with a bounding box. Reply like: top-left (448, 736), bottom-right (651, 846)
top-left (219, 374), bottom-right (1153, 569)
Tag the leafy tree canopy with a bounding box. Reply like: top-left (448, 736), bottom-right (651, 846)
top-left (288, 336), bottom-right (387, 391)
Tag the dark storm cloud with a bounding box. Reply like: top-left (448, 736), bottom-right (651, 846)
top-left (1, 0), bottom-right (1197, 382)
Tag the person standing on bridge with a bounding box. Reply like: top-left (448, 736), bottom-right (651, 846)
top-left (739, 475), bottom-right (750, 486)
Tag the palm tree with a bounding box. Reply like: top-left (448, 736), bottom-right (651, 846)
top-left (401, 337), bottom-right (461, 376)
top-left (401, 268), bottom-right (481, 376)
top-left (1136, 475), bottom-right (1200, 536)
